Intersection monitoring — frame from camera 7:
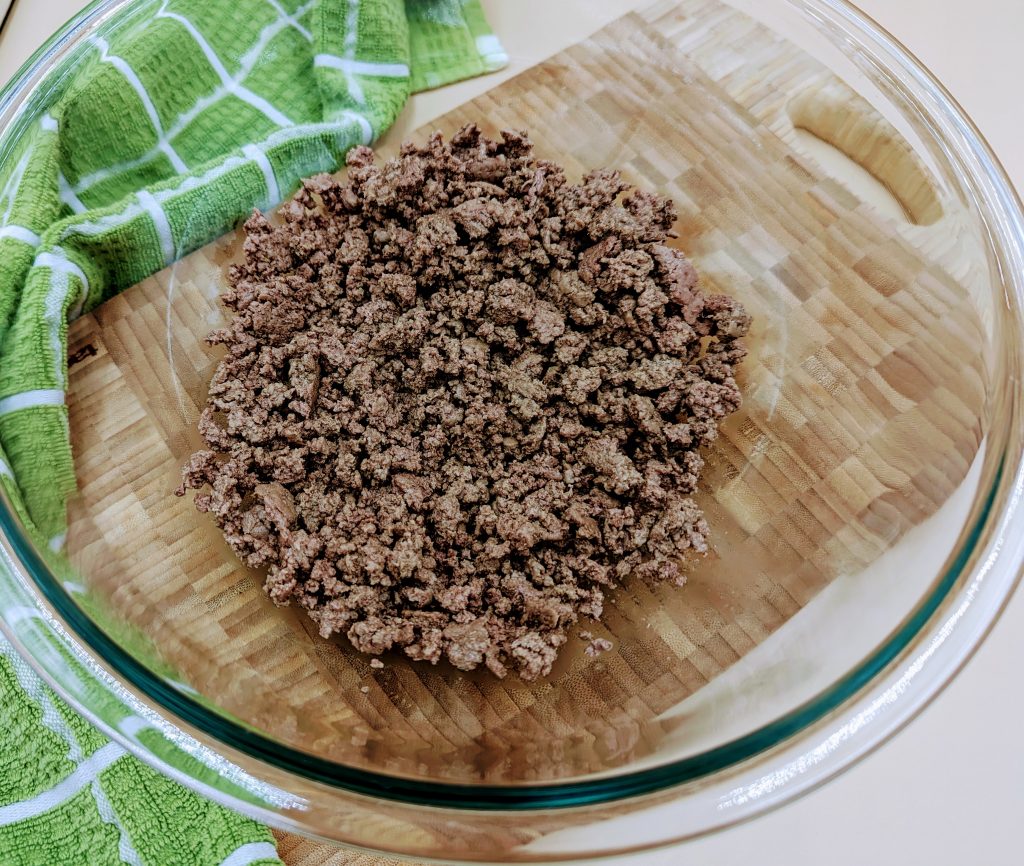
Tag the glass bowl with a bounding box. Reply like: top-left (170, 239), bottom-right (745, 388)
top-left (1, 0), bottom-right (1022, 861)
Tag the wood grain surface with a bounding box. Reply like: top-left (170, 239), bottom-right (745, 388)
top-left (62, 0), bottom-right (986, 861)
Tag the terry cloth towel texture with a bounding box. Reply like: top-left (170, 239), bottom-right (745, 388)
top-left (0, 0), bottom-right (505, 864)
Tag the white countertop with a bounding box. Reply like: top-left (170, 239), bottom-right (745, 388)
top-left (1, 2), bottom-right (1021, 864)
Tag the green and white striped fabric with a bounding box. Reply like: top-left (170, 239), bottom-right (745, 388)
top-left (0, 1), bottom-right (505, 862)
top-left (0, 635), bottom-right (281, 866)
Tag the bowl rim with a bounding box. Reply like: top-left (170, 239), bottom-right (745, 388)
top-left (0, 0), bottom-right (1022, 854)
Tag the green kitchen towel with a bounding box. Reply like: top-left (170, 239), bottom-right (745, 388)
top-left (0, 0), bottom-right (506, 863)
top-left (0, 635), bottom-right (282, 866)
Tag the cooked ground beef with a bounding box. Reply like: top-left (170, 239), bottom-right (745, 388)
top-left (177, 124), bottom-right (750, 680)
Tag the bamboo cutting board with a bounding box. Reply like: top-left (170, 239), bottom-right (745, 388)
top-left (62, 0), bottom-right (985, 857)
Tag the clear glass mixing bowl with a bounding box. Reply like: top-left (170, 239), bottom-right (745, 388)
top-left (0, 0), bottom-right (1022, 861)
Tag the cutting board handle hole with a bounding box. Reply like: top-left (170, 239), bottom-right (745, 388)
top-left (786, 87), bottom-right (943, 227)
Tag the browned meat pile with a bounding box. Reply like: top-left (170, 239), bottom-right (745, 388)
top-left (178, 125), bottom-right (750, 680)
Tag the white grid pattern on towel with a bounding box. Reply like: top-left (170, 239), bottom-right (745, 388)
top-left (73, 0), bottom-right (317, 196)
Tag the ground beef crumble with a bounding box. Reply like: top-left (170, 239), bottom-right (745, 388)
top-left (177, 125), bottom-right (750, 681)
